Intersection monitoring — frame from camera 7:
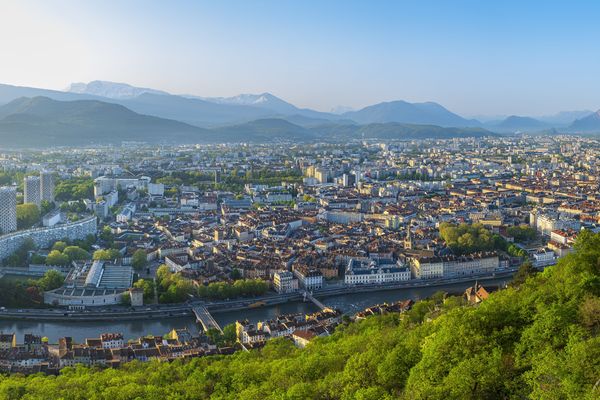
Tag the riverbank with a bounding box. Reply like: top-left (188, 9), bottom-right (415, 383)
top-left (0, 276), bottom-right (513, 342)
top-left (0, 269), bottom-right (516, 322)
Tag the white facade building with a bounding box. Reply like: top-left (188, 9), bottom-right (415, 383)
top-left (24, 176), bottom-right (41, 206)
top-left (273, 271), bottom-right (299, 293)
top-left (345, 259), bottom-right (411, 285)
top-left (294, 268), bottom-right (323, 290)
top-left (411, 253), bottom-right (499, 279)
top-left (148, 183), bottom-right (165, 196)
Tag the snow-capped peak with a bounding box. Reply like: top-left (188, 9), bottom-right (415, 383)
top-left (66, 80), bottom-right (169, 99)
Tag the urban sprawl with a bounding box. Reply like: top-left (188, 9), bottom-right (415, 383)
top-left (0, 135), bottom-right (597, 373)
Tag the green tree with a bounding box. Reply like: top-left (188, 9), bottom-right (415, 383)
top-left (510, 261), bottom-right (537, 287)
top-left (63, 246), bottom-right (91, 261)
top-left (131, 249), bottom-right (148, 270)
top-left (93, 248), bottom-right (121, 261)
top-left (37, 270), bottom-right (65, 291)
top-left (52, 241), bottom-right (68, 252)
top-left (45, 250), bottom-right (70, 266)
top-left (16, 203), bottom-right (40, 229)
top-left (133, 279), bottom-right (155, 301)
top-left (40, 200), bottom-right (55, 215)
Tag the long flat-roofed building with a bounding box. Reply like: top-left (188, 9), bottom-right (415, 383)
top-left (44, 261), bottom-right (133, 307)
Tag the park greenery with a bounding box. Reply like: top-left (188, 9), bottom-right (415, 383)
top-left (54, 177), bottom-right (94, 202)
top-left (1, 231), bottom-right (599, 398)
top-left (0, 270), bottom-right (64, 308)
top-left (439, 222), bottom-right (534, 258)
top-left (196, 279), bottom-right (270, 300)
top-left (92, 249), bottom-right (121, 261)
top-left (16, 203), bottom-right (40, 230)
top-left (132, 278), bottom-right (156, 302)
top-left (155, 265), bottom-right (196, 303)
top-left (507, 224), bottom-right (537, 242)
top-left (439, 222), bottom-right (504, 254)
top-left (43, 244), bottom-right (91, 266)
top-left (131, 249), bottom-right (148, 271)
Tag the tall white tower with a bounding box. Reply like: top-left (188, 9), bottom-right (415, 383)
top-left (40, 171), bottom-right (55, 202)
top-left (24, 176), bottom-right (41, 206)
top-left (0, 186), bottom-right (17, 234)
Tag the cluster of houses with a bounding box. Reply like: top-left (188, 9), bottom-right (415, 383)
top-left (0, 329), bottom-right (231, 374)
top-left (235, 308), bottom-right (342, 348)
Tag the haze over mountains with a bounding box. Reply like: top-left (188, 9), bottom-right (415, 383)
top-left (0, 80), bottom-right (598, 147)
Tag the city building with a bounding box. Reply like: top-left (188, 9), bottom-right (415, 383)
top-left (94, 200), bottom-right (109, 219)
top-left (42, 210), bottom-right (62, 227)
top-left (293, 267), bottom-right (323, 290)
top-left (129, 288), bottom-right (144, 306)
top-left (117, 203), bottom-right (136, 223)
top-left (273, 271), bottom-right (299, 293)
top-left (40, 171), bottom-right (54, 202)
top-left (0, 186), bottom-right (17, 234)
top-left (0, 216), bottom-right (97, 261)
top-left (345, 259), bottom-right (411, 285)
top-left (410, 253), bottom-right (499, 279)
top-left (533, 249), bottom-right (556, 268)
top-left (24, 176), bottom-right (41, 206)
top-left (44, 260), bottom-right (134, 307)
top-left (148, 183), bottom-right (165, 196)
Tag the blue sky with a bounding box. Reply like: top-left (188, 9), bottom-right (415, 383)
top-left (1, 0), bottom-right (600, 115)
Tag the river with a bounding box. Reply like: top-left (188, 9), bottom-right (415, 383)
top-left (0, 277), bottom-right (509, 342)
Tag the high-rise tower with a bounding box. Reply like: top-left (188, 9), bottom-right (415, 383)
top-left (0, 186), bottom-right (17, 234)
top-left (40, 171), bottom-right (55, 202)
top-left (24, 176), bottom-right (41, 206)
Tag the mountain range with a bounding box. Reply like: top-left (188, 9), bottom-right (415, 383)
top-left (0, 80), bottom-right (598, 147)
top-left (0, 96), bottom-right (498, 148)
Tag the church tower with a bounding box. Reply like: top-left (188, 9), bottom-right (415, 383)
top-left (404, 225), bottom-right (413, 250)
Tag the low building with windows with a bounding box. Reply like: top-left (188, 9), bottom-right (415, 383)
top-left (533, 249), bottom-right (556, 268)
top-left (44, 261), bottom-right (134, 307)
top-left (344, 259), bottom-right (410, 285)
top-left (410, 252), bottom-right (499, 279)
top-left (293, 267), bottom-right (323, 290)
top-left (273, 271), bottom-right (299, 293)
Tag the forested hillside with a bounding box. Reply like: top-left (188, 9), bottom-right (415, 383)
top-left (1, 231), bottom-right (600, 399)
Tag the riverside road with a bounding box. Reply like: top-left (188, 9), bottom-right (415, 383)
top-left (0, 269), bottom-right (517, 322)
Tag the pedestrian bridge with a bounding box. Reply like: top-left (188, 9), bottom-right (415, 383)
top-left (302, 291), bottom-right (334, 313)
top-left (191, 305), bottom-right (222, 333)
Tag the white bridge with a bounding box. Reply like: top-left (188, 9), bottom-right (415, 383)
top-left (302, 291), bottom-right (334, 312)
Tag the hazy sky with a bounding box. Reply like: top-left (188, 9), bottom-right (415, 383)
top-left (1, 0), bottom-right (600, 116)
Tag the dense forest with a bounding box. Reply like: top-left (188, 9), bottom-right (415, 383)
top-left (1, 231), bottom-right (599, 399)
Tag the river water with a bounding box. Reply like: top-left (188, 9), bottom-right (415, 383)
top-left (0, 278), bottom-right (509, 342)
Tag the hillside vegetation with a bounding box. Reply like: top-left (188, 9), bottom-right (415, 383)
top-left (1, 231), bottom-right (600, 399)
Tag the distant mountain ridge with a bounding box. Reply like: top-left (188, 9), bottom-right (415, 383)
top-left (490, 115), bottom-right (550, 132)
top-left (0, 96), bottom-right (208, 147)
top-left (568, 110), bottom-right (600, 132)
top-left (0, 80), bottom-right (597, 136)
top-left (194, 93), bottom-right (299, 114)
top-left (66, 80), bottom-right (169, 99)
top-left (342, 100), bottom-right (478, 127)
top-left (0, 97), bottom-right (498, 148)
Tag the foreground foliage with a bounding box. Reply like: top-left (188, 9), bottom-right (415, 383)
top-left (1, 232), bottom-right (600, 399)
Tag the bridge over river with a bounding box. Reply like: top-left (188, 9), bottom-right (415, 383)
top-left (192, 305), bottom-right (223, 333)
